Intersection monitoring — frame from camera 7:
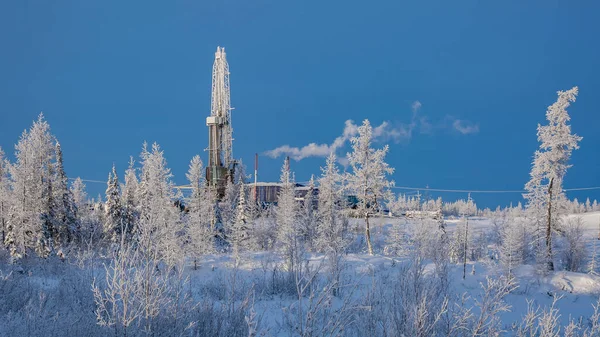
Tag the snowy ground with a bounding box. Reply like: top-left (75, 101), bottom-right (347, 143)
top-left (1, 212), bottom-right (600, 336)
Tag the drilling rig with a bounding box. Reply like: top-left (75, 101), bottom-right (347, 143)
top-left (206, 46), bottom-right (236, 199)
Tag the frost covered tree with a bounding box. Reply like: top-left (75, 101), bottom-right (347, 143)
top-left (70, 177), bottom-right (94, 245)
top-left (230, 183), bottom-right (250, 259)
top-left (315, 153), bottom-right (349, 295)
top-left (345, 119), bottom-right (395, 255)
top-left (137, 142), bottom-right (183, 267)
top-left (219, 179), bottom-right (239, 248)
top-left (71, 178), bottom-right (87, 218)
top-left (122, 157), bottom-right (139, 239)
top-left (104, 164), bottom-right (124, 244)
top-left (0, 147), bottom-right (9, 246)
top-left (52, 142), bottom-right (77, 250)
top-left (316, 153), bottom-right (348, 254)
top-left (590, 221), bottom-right (600, 275)
top-left (561, 216), bottom-right (585, 272)
top-left (500, 209), bottom-right (528, 278)
top-left (276, 157), bottom-right (301, 273)
top-left (524, 86), bottom-right (582, 272)
top-left (299, 175), bottom-right (318, 250)
top-left (184, 155), bottom-right (213, 268)
top-left (5, 113), bottom-right (56, 259)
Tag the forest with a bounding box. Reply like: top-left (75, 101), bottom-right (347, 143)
top-left (1, 87), bottom-right (600, 336)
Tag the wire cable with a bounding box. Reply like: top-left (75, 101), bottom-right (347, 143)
top-left (68, 177), bottom-right (600, 194)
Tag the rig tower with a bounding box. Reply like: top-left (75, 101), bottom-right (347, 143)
top-left (206, 46), bottom-right (236, 198)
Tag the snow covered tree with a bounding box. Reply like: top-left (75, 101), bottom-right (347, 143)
top-left (523, 86), bottom-right (582, 272)
top-left (253, 203), bottom-right (277, 250)
top-left (561, 216), bottom-right (586, 272)
top-left (122, 157), bottom-right (139, 239)
top-left (184, 155), bottom-right (213, 269)
top-left (230, 183), bottom-right (250, 259)
top-left (315, 154), bottom-right (349, 253)
top-left (276, 157), bottom-right (301, 273)
top-left (500, 210), bottom-right (528, 278)
top-left (52, 141), bottom-right (77, 250)
top-left (70, 177), bottom-right (93, 244)
top-left (588, 238), bottom-right (598, 275)
top-left (299, 175), bottom-right (318, 250)
top-left (136, 142), bottom-right (183, 267)
top-left (38, 161), bottom-right (56, 258)
top-left (345, 119), bottom-right (395, 255)
top-left (71, 178), bottom-right (87, 217)
top-left (104, 164), bottom-right (124, 244)
top-left (0, 147), bottom-right (9, 247)
top-left (219, 179), bottom-right (238, 249)
top-left (387, 193), bottom-right (408, 216)
top-left (5, 113), bottom-right (56, 259)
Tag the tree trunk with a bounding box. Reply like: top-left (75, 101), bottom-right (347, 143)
top-left (365, 212), bottom-right (374, 255)
top-left (463, 217), bottom-right (468, 279)
top-left (546, 178), bottom-right (554, 272)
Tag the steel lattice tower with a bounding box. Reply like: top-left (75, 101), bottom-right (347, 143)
top-left (206, 46), bottom-right (235, 196)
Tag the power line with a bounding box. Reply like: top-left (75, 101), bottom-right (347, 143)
top-left (391, 185), bottom-right (600, 194)
top-left (68, 177), bottom-right (600, 195)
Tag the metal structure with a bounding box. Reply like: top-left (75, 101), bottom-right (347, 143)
top-left (206, 46), bottom-right (235, 197)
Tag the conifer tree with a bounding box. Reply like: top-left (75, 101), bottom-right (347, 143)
top-left (122, 157), bottom-right (139, 238)
top-left (230, 182), bottom-right (249, 258)
top-left (185, 155), bottom-right (213, 269)
top-left (316, 153), bottom-right (348, 254)
top-left (219, 179), bottom-right (238, 247)
top-left (6, 113), bottom-right (56, 259)
top-left (70, 177), bottom-right (90, 243)
top-left (53, 141), bottom-right (77, 249)
top-left (276, 157), bottom-right (301, 272)
top-left (136, 142), bottom-right (183, 266)
top-left (299, 175), bottom-right (317, 250)
top-left (104, 164), bottom-right (124, 243)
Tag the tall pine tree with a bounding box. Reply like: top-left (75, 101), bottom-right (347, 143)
top-left (104, 164), bottom-right (124, 243)
top-left (53, 141), bottom-right (77, 250)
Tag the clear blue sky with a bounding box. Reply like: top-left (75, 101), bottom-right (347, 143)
top-left (1, 0), bottom-right (599, 208)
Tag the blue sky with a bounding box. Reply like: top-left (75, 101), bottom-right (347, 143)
top-left (1, 0), bottom-right (599, 208)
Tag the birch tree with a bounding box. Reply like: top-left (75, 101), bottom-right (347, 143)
top-left (345, 119), bottom-right (394, 255)
top-left (523, 86), bottom-right (582, 272)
